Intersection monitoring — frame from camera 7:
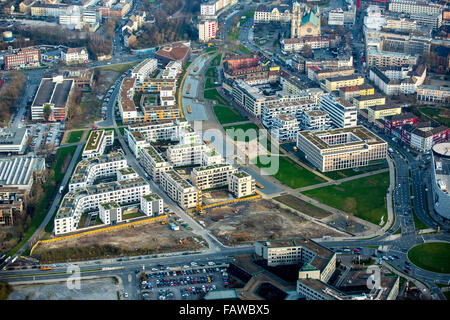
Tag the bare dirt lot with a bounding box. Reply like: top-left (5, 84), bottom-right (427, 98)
top-left (202, 199), bottom-right (341, 246)
top-left (34, 219), bottom-right (207, 263)
top-left (8, 277), bottom-right (122, 300)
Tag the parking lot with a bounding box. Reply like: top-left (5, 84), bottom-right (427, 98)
top-left (138, 262), bottom-right (230, 300)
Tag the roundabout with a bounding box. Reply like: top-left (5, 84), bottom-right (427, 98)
top-left (407, 242), bottom-right (450, 274)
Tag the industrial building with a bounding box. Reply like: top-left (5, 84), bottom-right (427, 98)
top-left (0, 156), bottom-right (45, 191)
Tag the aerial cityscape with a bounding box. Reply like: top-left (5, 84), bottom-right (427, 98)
top-left (0, 0), bottom-right (449, 305)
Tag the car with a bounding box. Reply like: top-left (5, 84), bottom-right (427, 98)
top-left (404, 268), bottom-right (411, 274)
top-left (124, 292), bottom-right (128, 298)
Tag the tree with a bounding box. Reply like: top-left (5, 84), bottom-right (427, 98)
top-left (43, 104), bottom-right (52, 121)
top-left (301, 44), bottom-right (313, 58)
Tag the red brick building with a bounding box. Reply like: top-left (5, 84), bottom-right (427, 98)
top-left (4, 48), bottom-right (41, 70)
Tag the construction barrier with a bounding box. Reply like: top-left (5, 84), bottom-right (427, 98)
top-left (187, 194), bottom-right (261, 213)
top-left (30, 215), bottom-right (168, 255)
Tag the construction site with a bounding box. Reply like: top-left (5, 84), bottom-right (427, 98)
top-left (196, 199), bottom-right (342, 246)
top-left (33, 216), bottom-right (207, 263)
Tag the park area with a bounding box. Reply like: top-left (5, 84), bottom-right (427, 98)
top-left (213, 105), bottom-right (247, 124)
top-left (257, 156), bottom-right (326, 189)
top-left (407, 242), bottom-right (450, 274)
top-left (201, 199), bottom-right (341, 246)
top-left (302, 172), bottom-right (390, 226)
top-left (34, 217), bottom-right (207, 263)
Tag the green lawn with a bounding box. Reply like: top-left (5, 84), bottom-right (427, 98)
top-left (393, 227), bottom-right (402, 235)
top-left (238, 44), bottom-right (251, 55)
top-left (223, 122), bottom-right (260, 141)
top-left (211, 53), bottom-right (222, 67)
top-left (203, 88), bottom-right (230, 106)
top-left (213, 106), bottom-right (246, 124)
top-left (412, 208), bottom-right (429, 230)
top-left (273, 195), bottom-right (331, 219)
top-left (66, 130), bottom-right (84, 144)
top-left (257, 156), bottom-right (326, 189)
top-left (408, 242), bottom-right (450, 274)
top-left (322, 160), bottom-right (388, 180)
top-left (302, 172), bottom-right (390, 226)
top-left (205, 77), bottom-right (219, 89)
top-left (205, 67), bottom-right (217, 78)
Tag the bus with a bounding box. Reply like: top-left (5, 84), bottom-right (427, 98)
top-left (255, 182), bottom-right (264, 189)
top-left (40, 266), bottom-right (53, 270)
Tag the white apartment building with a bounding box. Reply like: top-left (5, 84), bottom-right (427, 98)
top-left (299, 110), bottom-right (332, 132)
top-left (262, 100), bottom-right (317, 129)
top-left (131, 58), bottom-right (158, 83)
top-left (199, 19), bottom-right (217, 42)
top-left (126, 130), bottom-right (150, 159)
top-left (281, 37), bottom-right (329, 53)
top-left (162, 61), bottom-right (182, 79)
top-left (126, 120), bottom-right (190, 143)
top-left (82, 130), bottom-right (114, 160)
top-left (328, 8), bottom-right (344, 26)
top-left (271, 114), bottom-right (299, 142)
top-left (54, 177), bottom-right (151, 235)
top-left (200, 2), bottom-right (216, 16)
top-left (140, 145), bottom-right (173, 183)
top-left (366, 47), bottom-right (419, 68)
top-left (388, 0), bottom-right (443, 16)
top-left (296, 127), bottom-right (388, 172)
top-left (202, 149), bottom-right (224, 166)
top-left (69, 151), bottom-right (127, 192)
top-left (227, 171), bottom-right (256, 199)
top-left (191, 163), bottom-right (237, 190)
top-left (319, 94), bottom-right (358, 129)
top-left (99, 202), bottom-right (122, 225)
top-left (253, 5), bottom-right (291, 24)
top-left (160, 169), bottom-right (200, 209)
top-left (167, 142), bottom-right (208, 167)
top-left (140, 193), bottom-right (164, 216)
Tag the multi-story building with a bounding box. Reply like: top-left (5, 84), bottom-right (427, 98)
top-left (60, 47), bottom-right (89, 64)
top-left (388, 0), bottom-right (443, 16)
top-left (0, 128), bottom-right (29, 155)
top-left (322, 75), bottom-right (364, 93)
top-left (31, 75), bottom-right (74, 121)
top-left (4, 48), bottom-right (41, 70)
top-left (227, 171), bottom-right (255, 198)
top-left (198, 19), bottom-right (217, 42)
top-left (262, 100), bottom-right (317, 129)
top-left (98, 202), bottom-right (122, 225)
top-left (296, 126), bottom-right (387, 172)
top-left (54, 177), bottom-right (150, 235)
top-left (160, 169), bottom-right (200, 209)
top-left (131, 58), bottom-right (158, 83)
top-left (430, 143), bottom-right (450, 222)
top-left (126, 131), bottom-right (149, 159)
top-left (126, 120), bottom-right (190, 143)
top-left (82, 129), bottom-right (114, 160)
top-left (410, 12), bottom-right (442, 30)
top-left (191, 163), bottom-right (237, 190)
top-left (200, 1), bottom-right (216, 16)
top-left (271, 114), bottom-right (299, 142)
top-left (139, 145), bottom-right (173, 183)
top-left (366, 47), bottom-right (418, 68)
top-left (383, 112), bottom-right (418, 135)
top-left (281, 36), bottom-right (330, 53)
top-left (140, 193), bottom-right (164, 217)
top-left (69, 151), bottom-right (127, 192)
top-left (319, 94), bottom-right (358, 128)
top-left (167, 143), bottom-right (208, 167)
top-left (0, 187), bottom-right (24, 226)
top-left (338, 83), bottom-right (374, 100)
top-left (299, 110), bottom-right (332, 132)
top-left (417, 85), bottom-right (450, 103)
top-left (399, 122), bottom-right (449, 152)
top-left (352, 94), bottom-right (386, 110)
top-left (367, 104), bottom-right (402, 123)
top-left (253, 4), bottom-right (291, 24)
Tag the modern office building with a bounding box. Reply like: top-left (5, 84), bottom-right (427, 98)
top-left (296, 126), bottom-right (387, 172)
top-left (319, 94), bottom-right (358, 128)
top-left (31, 75), bottom-right (74, 121)
top-left (160, 169), bottom-right (200, 209)
top-left (191, 163), bottom-right (237, 190)
top-left (82, 129), bottom-right (114, 160)
top-left (0, 128), bottom-right (29, 154)
top-left (227, 171), bottom-right (256, 198)
top-left (431, 143), bottom-right (450, 221)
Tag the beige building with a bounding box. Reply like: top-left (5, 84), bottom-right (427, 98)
top-left (160, 169), bottom-right (200, 209)
top-left (322, 75), bottom-right (365, 93)
top-left (191, 163), bottom-right (237, 190)
top-left (139, 145), bottom-right (173, 183)
top-left (227, 171), bottom-right (255, 198)
top-left (296, 126), bottom-right (387, 172)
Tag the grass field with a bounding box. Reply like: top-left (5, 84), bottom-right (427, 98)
top-left (223, 122), bottom-right (260, 141)
top-left (408, 242), bottom-right (450, 274)
top-left (273, 195), bottom-right (331, 219)
top-left (211, 53), bottom-right (222, 67)
top-left (412, 208), bottom-right (429, 230)
top-left (206, 67), bottom-right (217, 78)
top-left (203, 88), bottom-right (230, 106)
top-left (238, 44), bottom-right (251, 54)
top-left (302, 172), bottom-right (390, 225)
top-left (66, 130), bottom-right (84, 144)
top-left (322, 160), bottom-right (388, 180)
top-left (205, 77), bottom-right (220, 89)
top-left (213, 105), bottom-right (247, 124)
top-left (258, 156), bottom-right (326, 189)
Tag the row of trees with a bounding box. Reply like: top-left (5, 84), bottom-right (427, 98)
top-left (0, 72), bottom-right (25, 125)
